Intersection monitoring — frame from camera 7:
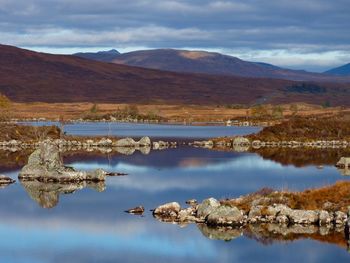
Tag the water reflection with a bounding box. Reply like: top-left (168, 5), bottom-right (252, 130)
top-left (20, 179), bottom-right (105, 208)
top-left (0, 144), bottom-right (350, 262)
top-left (197, 223), bottom-right (349, 251)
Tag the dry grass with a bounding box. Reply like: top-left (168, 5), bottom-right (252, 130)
top-left (248, 116), bottom-right (350, 141)
top-left (0, 124), bottom-right (61, 142)
top-left (222, 181), bottom-right (350, 213)
top-left (7, 102), bottom-right (350, 122)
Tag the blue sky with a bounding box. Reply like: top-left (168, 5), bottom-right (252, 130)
top-left (0, 0), bottom-right (349, 72)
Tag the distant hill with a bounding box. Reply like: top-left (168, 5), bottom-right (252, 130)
top-left (325, 63), bottom-right (350, 76)
top-left (74, 48), bottom-right (350, 82)
top-left (74, 49), bottom-right (120, 62)
top-left (1, 44), bottom-right (350, 106)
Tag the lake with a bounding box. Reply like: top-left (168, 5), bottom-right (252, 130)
top-left (0, 123), bottom-right (349, 262)
top-left (23, 121), bottom-right (261, 139)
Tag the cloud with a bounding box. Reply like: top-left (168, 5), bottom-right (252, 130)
top-left (0, 0), bottom-right (349, 70)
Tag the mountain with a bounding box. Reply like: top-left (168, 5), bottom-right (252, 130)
top-left (0, 44), bottom-right (350, 106)
top-left (74, 49), bottom-right (120, 62)
top-left (74, 48), bottom-right (350, 82)
top-left (325, 63), bottom-right (350, 76)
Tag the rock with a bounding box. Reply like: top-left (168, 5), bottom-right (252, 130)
top-left (336, 157), bottom-right (350, 168)
top-left (248, 205), bottom-right (264, 218)
top-left (334, 211), bottom-right (347, 225)
top-left (207, 205), bottom-right (245, 226)
top-left (276, 215), bottom-right (289, 224)
top-left (153, 202), bottom-right (181, 218)
top-left (152, 142), bottom-right (160, 150)
top-left (319, 210), bottom-right (333, 226)
top-left (138, 136), bottom-right (151, 146)
top-left (288, 210), bottom-right (319, 224)
top-left (186, 199), bottom-right (198, 207)
top-left (19, 139), bottom-right (110, 182)
top-left (86, 169), bottom-right (107, 181)
top-left (252, 140), bottom-right (262, 149)
top-left (114, 138), bottom-right (136, 147)
top-left (0, 175), bottom-right (15, 188)
top-left (98, 138), bottom-right (112, 146)
top-left (153, 141), bottom-right (169, 150)
top-left (178, 207), bottom-right (196, 221)
top-left (232, 136), bottom-right (250, 145)
top-left (39, 140), bottom-right (63, 170)
top-left (197, 198), bottom-right (221, 218)
top-left (126, 206), bottom-right (145, 215)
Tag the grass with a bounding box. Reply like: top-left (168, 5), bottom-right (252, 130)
top-left (248, 116), bottom-right (350, 141)
top-left (222, 181), bottom-right (350, 213)
top-left (0, 124), bottom-right (61, 142)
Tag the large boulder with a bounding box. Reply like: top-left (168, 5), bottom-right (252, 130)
top-left (287, 210), bottom-right (319, 225)
top-left (39, 140), bottom-right (63, 170)
top-left (19, 139), bottom-right (109, 182)
top-left (319, 210), bottom-right (333, 226)
top-left (207, 205), bottom-right (245, 226)
top-left (197, 198), bottom-right (221, 218)
top-left (153, 202), bottom-right (181, 218)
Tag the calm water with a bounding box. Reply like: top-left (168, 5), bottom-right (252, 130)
top-left (0, 123), bottom-right (349, 262)
top-left (23, 121), bottom-right (261, 139)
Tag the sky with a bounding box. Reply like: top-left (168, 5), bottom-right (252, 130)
top-left (0, 0), bottom-right (349, 72)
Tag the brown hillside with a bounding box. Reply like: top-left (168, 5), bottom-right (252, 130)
top-left (0, 44), bottom-right (350, 105)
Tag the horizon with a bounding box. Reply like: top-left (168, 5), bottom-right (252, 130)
top-left (0, 0), bottom-right (349, 73)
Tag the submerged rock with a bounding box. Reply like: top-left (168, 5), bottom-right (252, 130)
top-left (0, 175), bottom-right (16, 188)
top-left (126, 206), bottom-right (145, 215)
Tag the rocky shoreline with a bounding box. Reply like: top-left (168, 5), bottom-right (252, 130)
top-left (153, 198), bottom-right (349, 227)
top-left (152, 181), bottom-right (350, 245)
top-left (194, 136), bottom-right (350, 151)
top-left (0, 136), bottom-right (178, 154)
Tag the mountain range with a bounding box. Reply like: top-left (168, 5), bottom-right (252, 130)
top-left (74, 48), bottom-right (350, 81)
top-left (324, 63), bottom-right (350, 76)
top-left (0, 44), bottom-right (349, 106)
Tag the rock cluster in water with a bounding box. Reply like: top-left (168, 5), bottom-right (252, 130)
top-left (0, 136), bottom-right (179, 155)
top-left (193, 136), bottom-right (350, 152)
top-left (18, 139), bottom-right (117, 182)
top-left (153, 198), bottom-right (349, 228)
